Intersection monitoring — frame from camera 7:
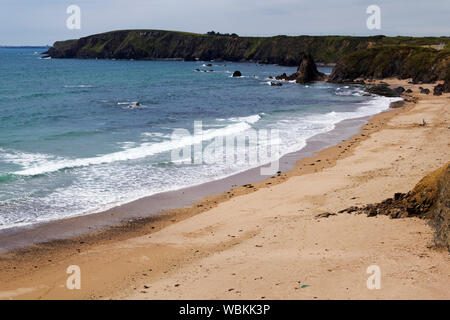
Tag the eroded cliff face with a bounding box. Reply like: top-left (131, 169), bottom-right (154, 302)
top-left (45, 30), bottom-right (450, 68)
top-left (328, 46), bottom-right (450, 83)
top-left (428, 164), bottom-right (450, 250)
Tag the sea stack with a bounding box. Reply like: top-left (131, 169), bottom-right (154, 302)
top-left (275, 53), bottom-right (326, 84)
top-left (293, 53), bottom-right (327, 84)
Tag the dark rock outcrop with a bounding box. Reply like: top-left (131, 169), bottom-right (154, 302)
top-left (275, 73), bottom-right (294, 81)
top-left (232, 71), bottom-right (242, 77)
top-left (420, 87), bottom-right (430, 94)
top-left (339, 163), bottom-right (450, 250)
top-left (294, 53), bottom-right (327, 83)
top-left (328, 46), bottom-right (450, 84)
top-left (394, 86), bottom-right (405, 94)
top-left (428, 164), bottom-right (450, 250)
top-left (366, 84), bottom-right (400, 97)
top-left (275, 53), bottom-right (326, 84)
top-left (433, 79), bottom-right (450, 95)
top-left (270, 82), bottom-right (283, 86)
top-left (434, 84), bottom-right (445, 95)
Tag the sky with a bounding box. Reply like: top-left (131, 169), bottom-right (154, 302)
top-left (1, 0), bottom-right (449, 45)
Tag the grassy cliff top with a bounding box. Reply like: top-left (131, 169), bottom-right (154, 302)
top-left (47, 29), bottom-right (450, 65)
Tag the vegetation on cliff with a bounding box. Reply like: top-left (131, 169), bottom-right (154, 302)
top-left (45, 29), bottom-right (450, 67)
top-left (329, 46), bottom-right (450, 83)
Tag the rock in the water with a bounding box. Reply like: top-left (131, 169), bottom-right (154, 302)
top-left (232, 71), bottom-right (242, 77)
top-left (274, 53), bottom-right (326, 84)
top-left (275, 73), bottom-right (294, 81)
top-left (270, 82), bottom-right (283, 86)
top-left (294, 53), bottom-right (327, 84)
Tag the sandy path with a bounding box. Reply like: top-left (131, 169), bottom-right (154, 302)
top-left (0, 80), bottom-right (449, 299)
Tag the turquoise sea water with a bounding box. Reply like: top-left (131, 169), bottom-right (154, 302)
top-left (0, 47), bottom-right (397, 229)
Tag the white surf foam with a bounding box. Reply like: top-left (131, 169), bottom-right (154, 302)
top-left (271, 95), bottom-right (402, 157)
top-left (11, 115), bottom-right (262, 176)
top-left (227, 114), bottom-right (261, 124)
top-left (63, 85), bottom-right (93, 88)
top-left (1, 95), bottom-right (400, 230)
top-left (0, 148), bottom-right (63, 169)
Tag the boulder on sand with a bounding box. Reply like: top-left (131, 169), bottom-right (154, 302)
top-left (420, 87), bottom-right (430, 94)
top-left (433, 80), bottom-right (450, 96)
top-left (366, 84), bottom-right (400, 97)
top-left (394, 86), bottom-right (405, 94)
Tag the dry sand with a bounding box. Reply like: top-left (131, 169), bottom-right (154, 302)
top-left (0, 79), bottom-right (449, 300)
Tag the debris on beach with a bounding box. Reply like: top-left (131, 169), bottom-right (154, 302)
top-left (315, 212), bottom-right (337, 219)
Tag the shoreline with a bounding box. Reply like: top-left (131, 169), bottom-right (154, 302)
top-left (0, 101), bottom-right (382, 253)
top-left (1, 79), bottom-right (448, 300)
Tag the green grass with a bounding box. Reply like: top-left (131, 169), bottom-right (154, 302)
top-left (49, 29), bottom-right (450, 68)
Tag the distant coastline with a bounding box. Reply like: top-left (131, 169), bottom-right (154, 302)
top-left (0, 46), bottom-right (49, 49)
top-left (43, 29), bottom-right (450, 85)
top-left (43, 29), bottom-right (450, 65)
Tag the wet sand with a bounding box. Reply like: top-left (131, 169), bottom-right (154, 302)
top-left (0, 80), bottom-right (449, 300)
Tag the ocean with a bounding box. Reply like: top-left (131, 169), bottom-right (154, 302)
top-left (0, 47), bottom-right (398, 230)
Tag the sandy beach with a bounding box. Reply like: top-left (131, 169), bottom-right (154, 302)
top-left (0, 80), bottom-right (449, 300)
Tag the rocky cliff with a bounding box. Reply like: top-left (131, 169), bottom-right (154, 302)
top-left (44, 30), bottom-right (450, 67)
top-left (328, 46), bottom-right (450, 83)
top-left (340, 163), bottom-right (450, 251)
